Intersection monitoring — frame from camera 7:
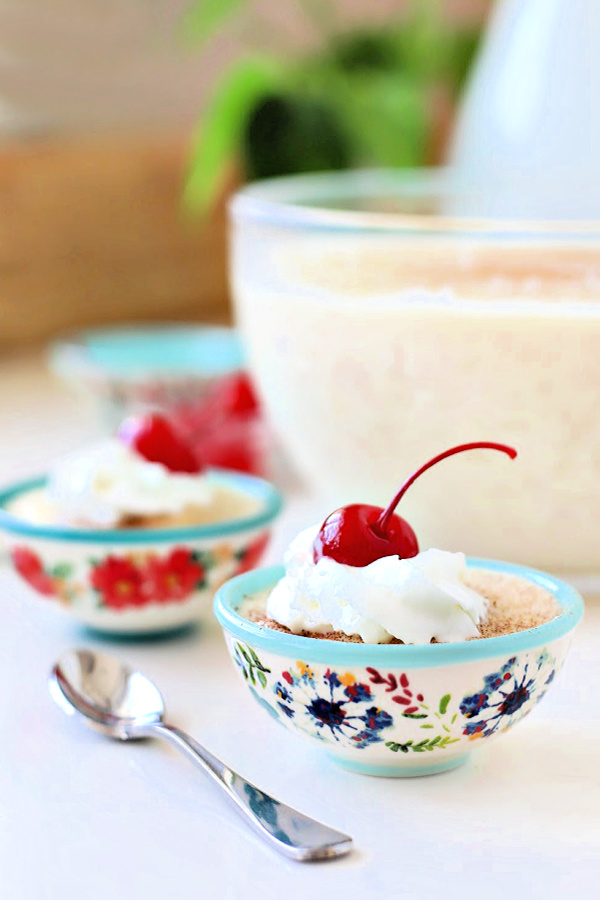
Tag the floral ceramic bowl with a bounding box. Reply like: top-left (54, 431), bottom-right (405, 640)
top-left (214, 560), bottom-right (583, 777)
top-left (0, 471), bottom-right (282, 635)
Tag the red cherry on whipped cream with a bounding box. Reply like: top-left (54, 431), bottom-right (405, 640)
top-left (118, 412), bottom-right (202, 474)
top-left (313, 442), bottom-right (517, 567)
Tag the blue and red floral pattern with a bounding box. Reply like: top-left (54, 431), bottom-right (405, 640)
top-left (231, 641), bottom-right (559, 756)
top-left (459, 650), bottom-right (557, 740)
top-left (274, 663), bottom-right (394, 748)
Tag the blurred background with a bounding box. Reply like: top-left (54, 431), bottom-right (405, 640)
top-left (3, 0), bottom-right (600, 577)
top-left (0, 0), bottom-right (488, 349)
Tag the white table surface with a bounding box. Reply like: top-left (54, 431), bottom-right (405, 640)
top-left (1, 352), bottom-right (599, 900)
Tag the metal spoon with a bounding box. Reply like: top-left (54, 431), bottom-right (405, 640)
top-left (49, 648), bottom-right (352, 862)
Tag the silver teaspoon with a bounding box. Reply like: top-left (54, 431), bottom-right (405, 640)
top-left (49, 649), bottom-right (352, 862)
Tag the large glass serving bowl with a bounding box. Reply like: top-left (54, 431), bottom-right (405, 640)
top-left (229, 169), bottom-right (600, 579)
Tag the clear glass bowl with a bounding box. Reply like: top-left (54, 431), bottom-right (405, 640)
top-left (229, 168), bottom-right (600, 579)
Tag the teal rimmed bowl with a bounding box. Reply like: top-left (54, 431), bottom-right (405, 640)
top-left (0, 471), bottom-right (282, 635)
top-left (49, 324), bottom-right (244, 428)
top-left (215, 560), bottom-right (583, 777)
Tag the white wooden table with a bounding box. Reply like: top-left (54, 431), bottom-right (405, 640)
top-left (1, 352), bottom-right (598, 900)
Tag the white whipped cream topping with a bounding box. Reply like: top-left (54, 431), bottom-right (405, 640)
top-left (48, 439), bottom-right (214, 527)
top-left (266, 525), bottom-right (488, 644)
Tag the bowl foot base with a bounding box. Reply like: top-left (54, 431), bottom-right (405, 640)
top-left (329, 752), bottom-right (470, 778)
top-left (79, 621), bottom-right (199, 642)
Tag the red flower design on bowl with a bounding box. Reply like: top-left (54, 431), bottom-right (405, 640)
top-left (235, 533), bottom-right (269, 575)
top-left (90, 556), bottom-right (146, 610)
top-left (143, 548), bottom-right (205, 603)
top-left (11, 546), bottom-right (56, 596)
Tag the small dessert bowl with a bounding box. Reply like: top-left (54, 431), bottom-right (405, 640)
top-left (0, 470), bottom-right (282, 635)
top-left (214, 560), bottom-right (583, 777)
top-left (49, 324), bottom-right (245, 428)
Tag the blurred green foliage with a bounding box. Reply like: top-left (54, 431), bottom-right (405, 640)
top-left (183, 0), bottom-right (485, 213)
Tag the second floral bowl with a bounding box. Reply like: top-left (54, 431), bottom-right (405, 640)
top-left (214, 560), bottom-right (583, 777)
top-left (0, 470), bottom-right (282, 635)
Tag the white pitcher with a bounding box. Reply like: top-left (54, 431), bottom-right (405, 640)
top-left (450, 0), bottom-right (600, 219)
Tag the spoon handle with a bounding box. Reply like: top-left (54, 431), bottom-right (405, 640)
top-left (143, 721), bottom-right (352, 862)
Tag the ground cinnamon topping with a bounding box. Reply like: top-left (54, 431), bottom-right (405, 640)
top-left (463, 569), bottom-right (560, 639)
top-left (242, 568), bottom-right (561, 644)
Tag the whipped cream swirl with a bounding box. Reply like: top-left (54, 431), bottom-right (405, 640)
top-left (48, 439), bottom-right (214, 528)
top-left (266, 525), bottom-right (488, 644)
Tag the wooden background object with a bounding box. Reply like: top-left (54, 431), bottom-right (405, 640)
top-left (0, 130), bottom-right (230, 351)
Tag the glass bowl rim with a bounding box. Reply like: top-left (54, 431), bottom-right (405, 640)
top-left (230, 167), bottom-right (600, 237)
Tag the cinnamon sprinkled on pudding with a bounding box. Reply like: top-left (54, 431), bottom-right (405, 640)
top-left (240, 569), bottom-right (561, 644)
top-left (463, 569), bottom-right (560, 639)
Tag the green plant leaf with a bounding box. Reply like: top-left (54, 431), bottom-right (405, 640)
top-left (439, 694), bottom-right (451, 715)
top-left (394, 0), bottom-right (448, 83)
top-left (446, 26), bottom-right (482, 94)
top-left (403, 712), bottom-right (428, 720)
top-left (182, 0), bottom-right (247, 44)
top-left (330, 29), bottom-right (402, 74)
top-left (184, 56), bottom-right (284, 214)
top-left (333, 70), bottom-right (428, 168)
top-left (242, 92), bottom-right (351, 180)
top-left (257, 670), bottom-right (267, 689)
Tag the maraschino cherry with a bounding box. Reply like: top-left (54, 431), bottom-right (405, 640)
top-left (313, 442), bottom-right (517, 567)
top-left (118, 412), bottom-right (202, 474)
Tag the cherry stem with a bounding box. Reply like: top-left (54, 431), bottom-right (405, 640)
top-left (375, 442), bottom-right (518, 536)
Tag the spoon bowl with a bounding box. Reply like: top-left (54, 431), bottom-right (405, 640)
top-left (49, 650), bottom-right (165, 740)
top-left (50, 648), bottom-right (165, 740)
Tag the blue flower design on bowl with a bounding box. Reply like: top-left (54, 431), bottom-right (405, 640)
top-left (460, 651), bottom-right (557, 740)
top-left (272, 663), bottom-right (394, 748)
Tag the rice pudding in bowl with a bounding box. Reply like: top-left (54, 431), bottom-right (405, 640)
top-left (231, 168), bottom-right (600, 578)
top-left (0, 414), bottom-right (282, 634)
top-left (215, 445), bottom-right (583, 776)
